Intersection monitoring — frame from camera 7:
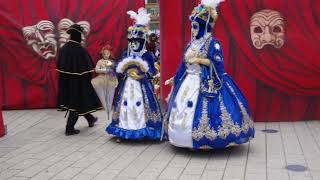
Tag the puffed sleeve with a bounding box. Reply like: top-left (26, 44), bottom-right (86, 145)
top-left (143, 51), bottom-right (157, 76)
top-left (207, 39), bottom-right (225, 77)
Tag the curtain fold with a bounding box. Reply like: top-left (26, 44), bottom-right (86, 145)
top-left (0, 66), bottom-right (5, 137)
top-left (0, 0), bottom-right (144, 109)
top-left (160, 0), bottom-right (320, 121)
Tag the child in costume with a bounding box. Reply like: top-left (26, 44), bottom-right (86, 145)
top-left (91, 45), bottom-right (118, 120)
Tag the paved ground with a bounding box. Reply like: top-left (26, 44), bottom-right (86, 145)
top-left (1, 110), bottom-right (320, 180)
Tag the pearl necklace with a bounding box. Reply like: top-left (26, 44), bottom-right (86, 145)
top-left (190, 33), bottom-right (211, 52)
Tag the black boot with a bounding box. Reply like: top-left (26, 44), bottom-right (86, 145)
top-left (85, 114), bottom-right (98, 127)
top-left (65, 129), bottom-right (80, 136)
top-left (65, 111), bottom-right (80, 136)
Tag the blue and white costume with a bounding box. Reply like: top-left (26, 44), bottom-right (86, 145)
top-left (164, 0), bottom-right (254, 149)
top-left (106, 8), bottom-right (162, 140)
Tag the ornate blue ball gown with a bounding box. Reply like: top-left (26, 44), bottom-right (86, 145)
top-left (106, 52), bottom-right (162, 140)
top-left (165, 34), bottom-right (255, 149)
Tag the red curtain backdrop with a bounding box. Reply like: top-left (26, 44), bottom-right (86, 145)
top-left (0, 111), bottom-right (4, 137)
top-left (0, 0), bottom-right (144, 109)
top-left (0, 66), bottom-right (4, 137)
top-left (160, 0), bottom-right (320, 121)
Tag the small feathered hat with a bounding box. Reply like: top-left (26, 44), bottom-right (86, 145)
top-left (127, 8), bottom-right (151, 41)
top-left (190, 0), bottom-right (225, 26)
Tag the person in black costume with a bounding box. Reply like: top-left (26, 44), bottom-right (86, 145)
top-left (56, 24), bottom-right (102, 136)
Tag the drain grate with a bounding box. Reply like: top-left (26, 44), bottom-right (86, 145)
top-left (261, 129), bottom-right (278, 133)
top-left (286, 165), bottom-right (307, 172)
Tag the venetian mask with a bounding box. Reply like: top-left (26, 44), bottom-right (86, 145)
top-left (130, 39), bottom-right (145, 52)
top-left (22, 20), bottom-right (57, 59)
top-left (58, 18), bottom-right (90, 47)
top-left (191, 21), bottom-right (200, 38)
top-left (250, 9), bottom-right (285, 49)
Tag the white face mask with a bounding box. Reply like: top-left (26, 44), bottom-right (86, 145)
top-left (22, 20), bottom-right (57, 59)
top-left (131, 41), bottom-right (140, 51)
top-left (191, 21), bottom-right (200, 38)
top-left (130, 39), bottom-right (145, 53)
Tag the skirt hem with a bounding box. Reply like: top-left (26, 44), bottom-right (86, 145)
top-left (106, 125), bottom-right (161, 140)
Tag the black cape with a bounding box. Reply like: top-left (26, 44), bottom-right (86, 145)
top-left (56, 41), bottom-right (102, 115)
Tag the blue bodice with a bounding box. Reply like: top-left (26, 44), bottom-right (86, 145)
top-left (173, 37), bottom-right (225, 92)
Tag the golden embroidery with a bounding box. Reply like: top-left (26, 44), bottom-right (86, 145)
top-left (112, 90), bottom-right (125, 122)
top-left (199, 145), bottom-right (213, 150)
top-left (56, 69), bottom-right (94, 75)
top-left (132, 108), bottom-right (138, 122)
top-left (217, 94), bottom-right (242, 139)
top-left (141, 85), bottom-right (162, 123)
top-left (57, 106), bottom-right (103, 116)
top-left (181, 86), bottom-right (190, 103)
top-left (208, 79), bottom-right (215, 93)
top-left (192, 98), bottom-right (218, 141)
top-left (130, 83), bottom-right (134, 100)
top-left (170, 111), bottom-right (177, 129)
top-left (180, 112), bottom-right (188, 130)
top-left (226, 142), bottom-right (238, 148)
top-left (124, 109), bottom-right (128, 122)
top-left (226, 83), bottom-right (254, 133)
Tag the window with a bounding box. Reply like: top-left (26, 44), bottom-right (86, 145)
top-left (147, 0), bottom-right (158, 3)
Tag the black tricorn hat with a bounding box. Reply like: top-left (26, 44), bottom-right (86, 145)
top-left (67, 24), bottom-right (84, 34)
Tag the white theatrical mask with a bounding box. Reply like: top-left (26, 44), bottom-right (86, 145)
top-left (250, 9), bottom-right (285, 49)
top-left (22, 20), bottom-right (57, 59)
top-left (58, 18), bottom-right (90, 47)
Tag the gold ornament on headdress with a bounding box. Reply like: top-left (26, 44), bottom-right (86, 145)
top-left (127, 25), bottom-right (149, 33)
top-left (191, 5), bottom-right (218, 24)
top-left (190, 0), bottom-right (225, 25)
top-left (127, 8), bottom-right (151, 39)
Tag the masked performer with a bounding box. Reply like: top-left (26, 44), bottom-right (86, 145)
top-left (106, 8), bottom-right (162, 142)
top-left (164, 0), bottom-right (254, 149)
top-left (91, 45), bottom-right (118, 120)
top-left (146, 33), bottom-right (160, 60)
top-left (56, 24), bottom-right (101, 136)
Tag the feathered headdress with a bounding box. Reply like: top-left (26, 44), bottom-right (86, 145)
top-left (201, 0), bottom-right (225, 10)
top-left (127, 8), bottom-right (151, 26)
top-left (127, 8), bottom-right (151, 41)
top-left (190, 0), bottom-right (225, 26)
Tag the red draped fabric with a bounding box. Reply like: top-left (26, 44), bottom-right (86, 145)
top-left (0, 113), bottom-right (3, 137)
top-left (0, 67), bottom-right (4, 137)
top-left (160, 0), bottom-right (320, 121)
top-left (0, 0), bottom-right (144, 109)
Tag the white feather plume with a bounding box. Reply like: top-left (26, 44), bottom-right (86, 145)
top-left (127, 7), bottom-right (151, 26)
top-left (201, 0), bottom-right (225, 9)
